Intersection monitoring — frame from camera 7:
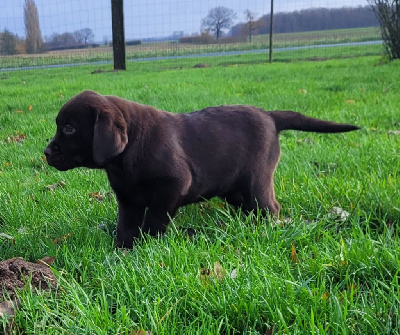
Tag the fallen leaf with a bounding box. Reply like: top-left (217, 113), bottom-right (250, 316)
top-left (321, 291), bottom-right (330, 301)
top-left (213, 261), bottom-right (225, 282)
top-left (345, 99), bottom-right (355, 104)
top-left (265, 325), bottom-right (274, 335)
top-left (44, 180), bottom-right (66, 192)
top-left (329, 206), bottom-right (350, 222)
top-left (200, 262), bottom-right (228, 285)
top-left (89, 191), bottom-right (113, 202)
top-left (230, 268), bottom-right (237, 279)
top-left (129, 331), bottom-right (152, 335)
top-left (291, 242), bottom-right (298, 264)
top-left (28, 105), bottom-right (33, 111)
top-left (4, 133), bottom-right (26, 143)
top-left (89, 192), bottom-right (105, 202)
top-left (17, 110), bottom-right (23, 114)
top-left (298, 88), bottom-right (307, 94)
top-left (200, 267), bottom-right (212, 285)
top-left (0, 300), bottom-right (19, 317)
top-left (0, 300), bottom-right (20, 334)
top-left (53, 233), bottom-right (73, 244)
top-left (36, 256), bottom-right (56, 267)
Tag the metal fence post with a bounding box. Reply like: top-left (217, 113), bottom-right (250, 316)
top-left (112, 0), bottom-right (126, 70)
top-left (269, 0), bottom-right (274, 63)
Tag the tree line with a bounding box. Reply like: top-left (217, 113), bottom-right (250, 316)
top-left (231, 6), bottom-right (378, 37)
top-left (0, 0), bottom-right (97, 56)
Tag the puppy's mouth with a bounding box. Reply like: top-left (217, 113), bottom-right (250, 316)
top-left (45, 145), bottom-right (75, 171)
top-left (45, 154), bottom-right (73, 171)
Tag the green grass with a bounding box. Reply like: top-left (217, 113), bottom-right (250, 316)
top-left (0, 54), bottom-right (400, 333)
top-left (0, 27), bottom-right (382, 69)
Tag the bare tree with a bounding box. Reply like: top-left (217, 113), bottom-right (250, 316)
top-left (244, 10), bottom-right (258, 42)
top-left (201, 6), bottom-right (237, 40)
top-left (24, 0), bottom-right (44, 54)
top-left (368, 0), bottom-right (400, 59)
top-left (74, 28), bottom-right (94, 45)
top-left (74, 30), bottom-right (85, 44)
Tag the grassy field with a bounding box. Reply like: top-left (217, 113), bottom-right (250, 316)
top-left (0, 27), bottom-right (382, 69)
top-left (0, 54), bottom-right (399, 333)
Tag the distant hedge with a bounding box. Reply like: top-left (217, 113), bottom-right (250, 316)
top-left (126, 40), bottom-right (142, 46)
top-left (179, 35), bottom-right (246, 44)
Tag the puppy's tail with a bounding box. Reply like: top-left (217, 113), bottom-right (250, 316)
top-left (269, 111), bottom-right (360, 133)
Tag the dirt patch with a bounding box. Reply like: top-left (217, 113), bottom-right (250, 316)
top-left (91, 69), bottom-right (121, 74)
top-left (0, 258), bottom-right (57, 301)
top-left (193, 63), bottom-right (211, 68)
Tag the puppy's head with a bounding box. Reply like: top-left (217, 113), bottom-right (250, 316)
top-left (44, 90), bottom-right (128, 171)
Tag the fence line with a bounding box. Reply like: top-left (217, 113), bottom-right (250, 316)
top-left (0, 0), bottom-right (381, 70)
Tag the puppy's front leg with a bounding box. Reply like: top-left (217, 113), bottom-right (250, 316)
top-left (141, 180), bottom-right (183, 237)
top-left (116, 200), bottom-right (146, 248)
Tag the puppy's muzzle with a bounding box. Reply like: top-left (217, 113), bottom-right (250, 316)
top-left (44, 143), bottom-right (68, 171)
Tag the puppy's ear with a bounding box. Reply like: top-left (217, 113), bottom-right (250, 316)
top-left (93, 107), bottom-right (128, 165)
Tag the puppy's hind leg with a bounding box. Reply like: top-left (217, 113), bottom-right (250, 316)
top-left (241, 171), bottom-right (281, 217)
top-left (243, 187), bottom-right (280, 217)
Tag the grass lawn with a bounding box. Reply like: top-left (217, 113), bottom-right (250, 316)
top-left (0, 54), bottom-right (399, 333)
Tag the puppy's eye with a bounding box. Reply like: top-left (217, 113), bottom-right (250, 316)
top-left (63, 124), bottom-right (76, 135)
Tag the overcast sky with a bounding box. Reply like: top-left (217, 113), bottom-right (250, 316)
top-left (1, 0), bottom-right (370, 41)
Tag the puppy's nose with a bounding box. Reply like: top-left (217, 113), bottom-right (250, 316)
top-left (44, 147), bottom-right (52, 157)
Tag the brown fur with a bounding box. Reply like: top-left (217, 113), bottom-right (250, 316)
top-left (44, 90), bottom-right (359, 248)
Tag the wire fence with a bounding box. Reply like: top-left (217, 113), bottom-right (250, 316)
top-left (0, 0), bottom-right (382, 71)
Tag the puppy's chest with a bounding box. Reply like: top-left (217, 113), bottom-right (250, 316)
top-left (106, 168), bottom-right (151, 205)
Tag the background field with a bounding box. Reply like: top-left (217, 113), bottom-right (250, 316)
top-left (0, 53), bottom-right (399, 333)
top-left (0, 27), bottom-right (382, 70)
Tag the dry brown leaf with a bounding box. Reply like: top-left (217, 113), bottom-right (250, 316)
top-left (129, 331), bottom-right (152, 335)
top-left (291, 242), bottom-right (298, 264)
top-left (5, 133), bottom-right (26, 143)
top-left (265, 325), bottom-right (274, 335)
top-left (345, 99), bottom-right (355, 104)
top-left (36, 256), bottom-right (56, 267)
top-left (89, 192), bottom-right (105, 202)
top-left (53, 233), bottom-right (73, 244)
top-left (44, 180), bottom-right (66, 192)
top-left (0, 300), bottom-right (19, 317)
top-left (200, 267), bottom-right (212, 285)
top-left (0, 300), bottom-right (20, 334)
top-left (28, 105), bottom-right (33, 111)
top-left (213, 261), bottom-right (225, 282)
top-left (321, 291), bottom-right (330, 301)
top-left (200, 262), bottom-right (227, 285)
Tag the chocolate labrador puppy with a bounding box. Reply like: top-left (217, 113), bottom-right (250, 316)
top-left (45, 90), bottom-right (359, 248)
